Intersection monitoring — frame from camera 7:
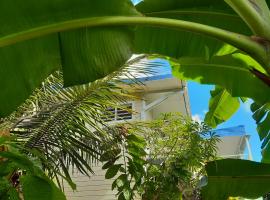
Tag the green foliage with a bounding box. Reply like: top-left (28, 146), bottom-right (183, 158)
top-left (1, 0), bottom-right (270, 122)
top-left (205, 86), bottom-right (240, 128)
top-left (0, 0), bottom-right (139, 117)
top-left (102, 131), bottom-right (146, 200)
top-left (250, 102), bottom-right (270, 163)
top-left (135, 0), bottom-right (270, 135)
top-left (21, 175), bottom-right (66, 200)
top-left (135, 0), bottom-right (251, 57)
top-left (0, 138), bottom-right (66, 200)
top-left (135, 0), bottom-right (270, 162)
top-left (0, 58), bottom-right (151, 191)
top-left (1, 0), bottom-right (270, 198)
top-left (136, 113), bottom-right (218, 200)
top-left (251, 102), bottom-right (270, 142)
top-left (171, 51), bottom-right (270, 104)
top-left (105, 164), bottom-right (123, 179)
top-left (0, 0), bottom-right (270, 165)
top-left (6, 72), bottom-right (129, 189)
top-left (102, 113), bottom-right (218, 200)
top-left (135, 0), bottom-right (270, 163)
top-left (202, 159), bottom-right (270, 200)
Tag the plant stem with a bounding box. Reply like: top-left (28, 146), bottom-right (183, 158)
top-left (0, 16), bottom-right (269, 69)
top-left (179, 192), bottom-right (183, 200)
top-left (225, 0), bottom-right (270, 40)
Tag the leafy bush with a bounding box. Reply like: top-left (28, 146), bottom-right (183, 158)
top-left (0, 136), bottom-right (66, 200)
top-left (102, 113), bottom-right (219, 200)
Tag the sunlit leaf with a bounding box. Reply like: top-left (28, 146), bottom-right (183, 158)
top-left (21, 175), bottom-right (66, 200)
top-left (205, 87), bottom-right (240, 127)
top-left (202, 159), bottom-right (270, 199)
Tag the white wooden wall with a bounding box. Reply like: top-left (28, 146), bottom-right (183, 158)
top-left (65, 164), bottom-right (117, 200)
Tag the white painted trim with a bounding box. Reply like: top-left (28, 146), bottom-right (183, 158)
top-left (144, 91), bottom-right (180, 112)
top-left (245, 136), bottom-right (253, 160)
top-left (141, 100), bottom-right (146, 120)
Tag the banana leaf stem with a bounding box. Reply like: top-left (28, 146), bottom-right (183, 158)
top-left (0, 16), bottom-right (269, 72)
top-left (226, 0), bottom-right (270, 40)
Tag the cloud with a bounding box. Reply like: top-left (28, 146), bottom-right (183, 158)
top-left (192, 114), bottom-right (202, 123)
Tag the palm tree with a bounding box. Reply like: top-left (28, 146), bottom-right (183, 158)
top-left (0, 56), bottom-right (158, 190)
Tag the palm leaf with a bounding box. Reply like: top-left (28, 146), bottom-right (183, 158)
top-left (5, 57), bottom-right (157, 189)
top-left (11, 74), bottom-right (123, 187)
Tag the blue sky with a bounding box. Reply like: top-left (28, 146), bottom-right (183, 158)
top-left (132, 0), bottom-right (142, 5)
top-left (188, 82), bottom-right (262, 161)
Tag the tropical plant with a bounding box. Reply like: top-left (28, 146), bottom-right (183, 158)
top-left (202, 159), bottom-right (270, 200)
top-left (0, 56), bottom-right (156, 198)
top-left (4, 74), bottom-right (130, 186)
top-left (103, 113), bottom-right (270, 200)
top-left (135, 113), bottom-right (218, 200)
top-left (0, 0), bottom-right (270, 162)
top-left (1, 0), bottom-right (270, 198)
top-left (101, 130), bottom-right (147, 200)
top-left (0, 136), bottom-right (66, 200)
top-left (102, 113), bottom-right (219, 200)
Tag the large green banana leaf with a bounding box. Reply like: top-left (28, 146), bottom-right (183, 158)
top-left (204, 87), bottom-right (240, 128)
top-left (170, 48), bottom-right (270, 160)
top-left (202, 159), bottom-right (270, 200)
top-left (22, 175), bottom-right (66, 200)
top-left (135, 0), bottom-right (251, 58)
top-left (172, 53), bottom-right (270, 103)
top-left (0, 0), bottom-right (138, 117)
top-left (135, 0), bottom-right (270, 104)
top-left (0, 0), bottom-right (270, 119)
top-left (136, 0), bottom-right (270, 166)
top-left (251, 102), bottom-right (270, 141)
top-left (250, 102), bottom-right (270, 163)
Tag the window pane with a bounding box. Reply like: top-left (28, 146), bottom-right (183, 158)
top-left (116, 104), bottom-right (132, 120)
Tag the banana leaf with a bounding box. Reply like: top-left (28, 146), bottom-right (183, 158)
top-left (202, 159), bottom-right (270, 199)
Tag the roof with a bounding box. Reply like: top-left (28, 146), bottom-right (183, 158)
top-left (122, 57), bottom-right (173, 82)
top-left (136, 73), bottom-right (173, 82)
top-left (121, 59), bottom-right (186, 93)
top-left (215, 125), bottom-right (247, 137)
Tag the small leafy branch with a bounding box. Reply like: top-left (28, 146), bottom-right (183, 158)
top-left (103, 113), bottom-right (270, 199)
top-left (102, 113), bottom-right (219, 200)
top-left (101, 128), bottom-right (146, 200)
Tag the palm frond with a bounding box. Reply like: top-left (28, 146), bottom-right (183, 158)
top-left (4, 55), bottom-right (161, 189)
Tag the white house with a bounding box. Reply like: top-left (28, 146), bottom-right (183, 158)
top-left (64, 73), bottom-right (252, 200)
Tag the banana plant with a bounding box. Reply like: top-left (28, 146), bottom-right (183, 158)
top-left (1, 1), bottom-right (270, 197)
top-left (202, 159), bottom-right (270, 200)
top-left (1, 1), bottom-right (270, 155)
top-left (1, 0), bottom-right (270, 117)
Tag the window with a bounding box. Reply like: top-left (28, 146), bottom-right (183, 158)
top-left (103, 103), bottom-right (133, 122)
